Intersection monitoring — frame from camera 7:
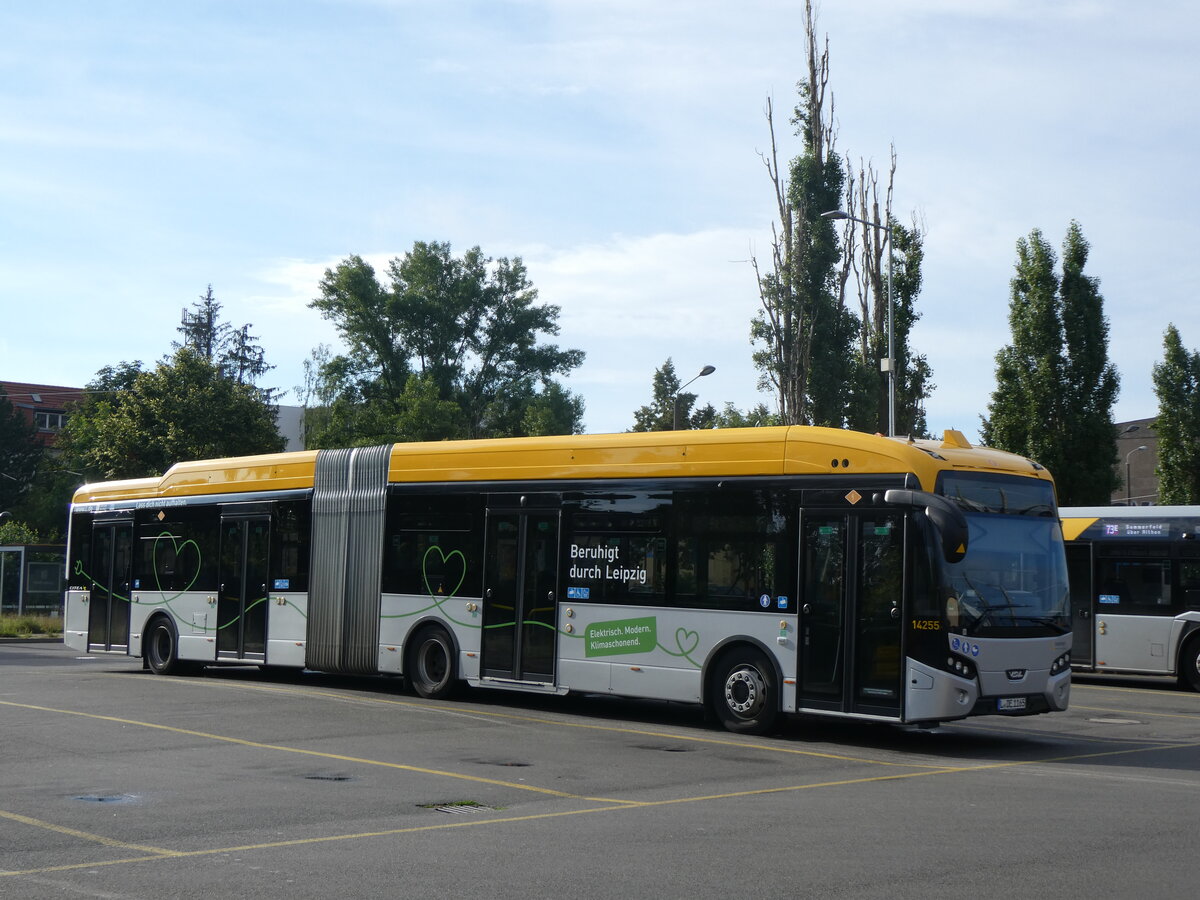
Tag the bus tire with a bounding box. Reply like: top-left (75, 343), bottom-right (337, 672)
top-left (407, 626), bottom-right (457, 700)
top-left (708, 646), bottom-right (778, 735)
top-left (145, 617), bottom-right (183, 676)
top-left (1178, 635), bottom-right (1200, 692)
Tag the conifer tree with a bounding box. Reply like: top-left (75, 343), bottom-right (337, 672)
top-left (982, 222), bottom-right (1120, 505)
top-left (1152, 325), bottom-right (1200, 504)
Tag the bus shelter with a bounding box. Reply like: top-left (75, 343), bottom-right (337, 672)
top-left (0, 543), bottom-right (66, 616)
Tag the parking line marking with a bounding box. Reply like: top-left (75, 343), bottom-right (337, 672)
top-left (120, 676), bottom-right (966, 770)
top-left (0, 699), bottom-right (639, 805)
top-left (7, 691), bottom-right (1200, 881)
top-left (1071, 703), bottom-right (1200, 721)
top-left (0, 808), bottom-right (178, 857)
top-left (9, 733), bottom-right (1200, 880)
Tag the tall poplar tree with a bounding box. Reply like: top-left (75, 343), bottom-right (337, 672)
top-left (838, 153), bottom-right (933, 436)
top-left (1152, 324), bottom-right (1200, 504)
top-left (981, 222), bottom-right (1120, 505)
top-left (751, 0), bottom-right (854, 427)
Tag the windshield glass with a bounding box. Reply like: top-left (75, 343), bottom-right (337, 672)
top-left (939, 471), bottom-right (1057, 517)
top-left (941, 513), bottom-right (1069, 636)
top-left (936, 473), bottom-right (1069, 636)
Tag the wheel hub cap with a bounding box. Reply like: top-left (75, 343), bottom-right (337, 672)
top-left (725, 668), bottom-right (764, 715)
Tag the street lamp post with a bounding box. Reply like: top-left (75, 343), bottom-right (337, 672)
top-left (673, 365), bottom-right (715, 431)
top-left (1125, 445), bottom-right (1147, 505)
top-left (822, 209), bottom-right (895, 436)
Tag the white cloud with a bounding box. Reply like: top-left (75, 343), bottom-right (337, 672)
top-left (4, 0), bottom-right (1199, 446)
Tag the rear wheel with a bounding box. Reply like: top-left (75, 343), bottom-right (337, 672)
top-left (407, 626), bottom-right (457, 700)
top-left (708, 647), bottom-right (778, 735)
top-left (1178, 635), bottom-right (1200, 692)
top-left (145, 617), bottom-right (183, 675)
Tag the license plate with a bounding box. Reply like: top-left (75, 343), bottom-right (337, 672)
top-left (998, 697), bottom-right (1026, 711)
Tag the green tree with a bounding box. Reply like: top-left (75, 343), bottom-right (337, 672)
top-left (0, 516), bottom-right (41, 545)
top-left (59, 348), bottom-right (285, 480)
top-left (712, 403), bottom-right (779, 429)
top-left (308, 243), bottom-right (585, 445)
top-left (175, 285), bottom-right (230, 362)
top-left (981, 222), bottom-right (1120, 504)
top-left (751, 1), bottom-right (856, 427)
top-left (630, 359), bottom-right (717, 432)
top-left (1152, 324), bottom-right (1200, 504)
top-left (175, 285), bottom-right (275, 395)
top-left (838, 156), bottom-right (934, 437)
top-left (5, 462), bottom-right (79, 542)
top-left (0, 387), bottom-right (42, 514)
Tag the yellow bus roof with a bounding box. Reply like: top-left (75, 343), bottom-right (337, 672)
top-left (71, 427), bottom-right (1053, 505)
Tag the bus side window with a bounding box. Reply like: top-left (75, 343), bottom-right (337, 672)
top-left (1181, 562), bottom-right (1200, 611)
top-left (1097, 559), bottom-right (1173, 613)
top-left (382, 495), bottom-right (482, 598)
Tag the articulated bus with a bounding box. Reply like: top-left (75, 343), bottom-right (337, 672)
top-left (64, 426), bottom-right (1071, 734)
top-left (1061, 506), bottom-right (1200, 691)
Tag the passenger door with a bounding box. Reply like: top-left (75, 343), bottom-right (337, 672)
top-left (481, 503), bottom-right (560, 683)
top-left (1065, 542), bottom-right (1094, 666)
top-left (797, 510), bottom-right (904, 716)
top-left (217, 515), bottom-right (271, 661)
top-left (87, 519), bottom-right (133, 652)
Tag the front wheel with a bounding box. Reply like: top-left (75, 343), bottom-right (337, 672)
top-left (145, 618), bottom-right (183, 676)
top-left (1178, 635), bottom-right (1200, 692)
top-left (407, 627), bottom-right (457, 700)
top-left (708, 647), bottom-right (778, 735)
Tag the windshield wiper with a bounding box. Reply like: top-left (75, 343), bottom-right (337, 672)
top-left (1017, 503), bottom-right (1056, 517)
top-left (1024, 615), bottom-right (1071, 635)
top-left (958, 574), bottom-right (995, 627)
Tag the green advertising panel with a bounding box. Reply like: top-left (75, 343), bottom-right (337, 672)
top-left (585, 616), bottom-right (657, 658)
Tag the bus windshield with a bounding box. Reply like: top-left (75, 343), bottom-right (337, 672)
top-left (937, 473), bottom-right (1069, 637)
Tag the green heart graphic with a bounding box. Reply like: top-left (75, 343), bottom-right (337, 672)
top-left (152, 530), bottom-right (202, 594)
top-left (422, 545), bottom-right (467, 600)
top-left (675, 627), bottom-right (700, 656)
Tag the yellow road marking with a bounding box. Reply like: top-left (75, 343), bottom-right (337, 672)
top-left (6, 691), bottom-right (1200, 880)
top-left (0, 699), bottom-right (634, 805)
top-left (1072, 703), bottom-right (1200, 721)
top-left (123, 675), bottom-right (960, 770)
top-left (0, 809), bottom-right (178, 857)
top-left (0, 770), bottom-right (967, 878)
top-left (1073, 681), bottom-right (1200, 699)
top-left (9, 733), bottom-right (1200, 879)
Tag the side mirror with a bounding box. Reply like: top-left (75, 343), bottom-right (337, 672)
top-left (884, 488), bottom-right (969, 564)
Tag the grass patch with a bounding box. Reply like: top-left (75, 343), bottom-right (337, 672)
top-left (0, 614), bottom-right (64, 638)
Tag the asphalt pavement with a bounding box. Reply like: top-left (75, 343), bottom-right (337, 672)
top-left (3, 642), bottom-right (1199, 899)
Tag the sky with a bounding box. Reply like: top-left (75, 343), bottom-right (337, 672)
top-left (3, 0), bottom-right (1198, 443)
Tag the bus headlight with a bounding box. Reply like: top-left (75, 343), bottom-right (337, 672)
top-left (1049, 652), bottom-right (1071, 676)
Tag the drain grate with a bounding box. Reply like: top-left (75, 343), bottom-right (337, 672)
top-left (74, 794), bottom-right (137, 804)
top-left (634, 744), bottom-right (696, 753)
top-left (420, 802), bottom-right (496, 815)
top-left (305, 774), bottom-right (355, 782)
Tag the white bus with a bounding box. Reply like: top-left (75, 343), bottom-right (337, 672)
top-left (1061, 506), bottom-right (1200, 690)
top-left (64, 426), bottom-right (1072, 733)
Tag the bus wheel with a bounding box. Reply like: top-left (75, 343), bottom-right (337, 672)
top-left (709, 647), bottom-right (778, 735)
top-left (407, 626), bottom-right (457, 700)
top-left (145, 617), bottom-right (182, 676)
top-left (1178, 636), bottom-right (1200, 692)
